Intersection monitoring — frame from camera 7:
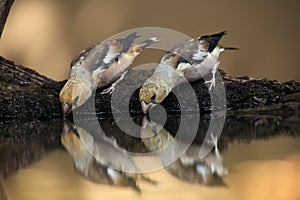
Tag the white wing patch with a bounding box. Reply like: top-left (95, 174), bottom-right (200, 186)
top-left (192, 41), bottom-right (208, 61)
top-left (103, 44), bottom-right (120, 64)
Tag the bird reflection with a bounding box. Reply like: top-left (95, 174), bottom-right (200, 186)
top-left (141, 117), bottom-right (228, 186)
top-left (61, 116), bottom-right (228, 190)
top-left (61, 121), bottom-right (155, 192)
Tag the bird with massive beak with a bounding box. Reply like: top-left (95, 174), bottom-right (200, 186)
top-left (139, 31), bottom-right (238, 114)
top-left (60, 32), bottom-right (159, 116)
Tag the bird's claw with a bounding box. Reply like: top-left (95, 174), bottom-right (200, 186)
top-left (209, 134), bottom-right (218, 147)
top-left (101, 84), bottom-right (116, 94)
top-left (103, 136), bottom-right (119, 147)
top-left (205, 76), bottom-right (216, 91)
top-left (208, 134), bottom-right (220, 155)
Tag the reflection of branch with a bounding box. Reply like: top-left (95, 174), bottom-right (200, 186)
top-left (0, 181), bottom-right (7, 200)
top-left (0, 120), bottom-right (62, 177)
top-left (0, 0), bottom-right (14, 38)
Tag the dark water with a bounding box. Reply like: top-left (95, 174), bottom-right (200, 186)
top-left (0, 114), bottom-right (300, 200)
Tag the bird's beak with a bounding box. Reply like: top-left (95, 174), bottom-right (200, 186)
top-left (141, 101), bottom-right (153, 114)
top-left (61, 102), bottom-right (72, 116)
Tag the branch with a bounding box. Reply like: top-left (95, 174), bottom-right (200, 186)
top-left (0, 0), bottom-right (14, 38)
top-left (0, 56), bottom-right (56, 88)
top-left (0, 56), bottom-right (299, 119)
top-left (0, 182), bottom-right (6, 200)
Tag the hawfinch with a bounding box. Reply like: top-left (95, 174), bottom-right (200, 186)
top-left (60, 32), bottom-right (158, 116)
top-left (61, 121), bottom-right (156, 192)
top-left (139, 31), bottom-right (237, 113)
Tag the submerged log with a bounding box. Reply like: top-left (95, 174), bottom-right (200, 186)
top-left (0, 56), bottom-right (300, 119)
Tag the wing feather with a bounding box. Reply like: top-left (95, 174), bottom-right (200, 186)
top-left (70, 32), bottom-right (139, 72)
top-left (160, 31), bottom-right (226, 71)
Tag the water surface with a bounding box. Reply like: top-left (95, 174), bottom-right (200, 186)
top-left (1, 115), bottom-right (300, 200)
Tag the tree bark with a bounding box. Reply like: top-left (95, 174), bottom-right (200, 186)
top-left (0, 55), bottom-right (300, 119)
top-left (0, 0), bottom-right (14, 38)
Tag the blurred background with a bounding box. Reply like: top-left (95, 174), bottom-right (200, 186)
top-left (1, 2), bottom-right (300, 199)
top-left (0, 0), bottom-right (299, 81)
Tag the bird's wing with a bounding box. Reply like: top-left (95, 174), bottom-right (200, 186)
top-left (159, 38), bottom-right (199, 70)
top-left (70, 32), bottom-right (140, 72)
top-left (175, 31), bottom-right (227, 72)
top-left (95, 37), bottom-right (159, 88)
top-left (70, 44), bottom-right (96, 68)
top-left (197, 31), bottom-right (227, 53)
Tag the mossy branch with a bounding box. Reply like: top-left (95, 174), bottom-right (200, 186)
top-left (0, 56), bottom-right (299, 119)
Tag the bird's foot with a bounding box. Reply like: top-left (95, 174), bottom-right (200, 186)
top-left (208, 134), bottom-right (221, 157)
top-left (101, 83), bottom-right (116, 94)
top-left (209, 134), bottom-right (218, 147)
top-left (103, 136), bottom-right (120, 148)
top-left (205, 74), bottom-right (216, 91)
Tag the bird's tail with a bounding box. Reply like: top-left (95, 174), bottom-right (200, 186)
top-left (198, 31), bottom-right (227, 52)
top-left (137, 37), bottom-right (159, 49)
top-left (218, 45), bottom-right (239, 53)
top-left (127, 37), bottom-right (159, 70)
top-left (224, 47), bottom-right (239, 50)
top-left (125, 32), bottom-right (140, 44)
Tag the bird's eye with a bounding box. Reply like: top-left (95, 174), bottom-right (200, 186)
top-left (151, 93), bottom-right (156, 101)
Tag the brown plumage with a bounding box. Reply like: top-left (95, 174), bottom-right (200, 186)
top-left (139, 31), bottom-right (237, 113)
top-left (60, 32), bottom-right (158, 116)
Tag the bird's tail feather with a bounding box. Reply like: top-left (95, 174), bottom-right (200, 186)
top-left (198, 31), bottom-right (227, 52)
top-left (125, 32), bottom-right (140, 43)
top-left (137, 37), bottom-right (159, 49)
top-left (224, 47), bottom-right (239, 50)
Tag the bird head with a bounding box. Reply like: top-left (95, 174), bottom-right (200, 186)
top-left (141, 117), bottom-right (173, 152)
top-left (59, 79), bottom-right (92, 116)
top-left (139, 83), bottom-right (168, 114)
